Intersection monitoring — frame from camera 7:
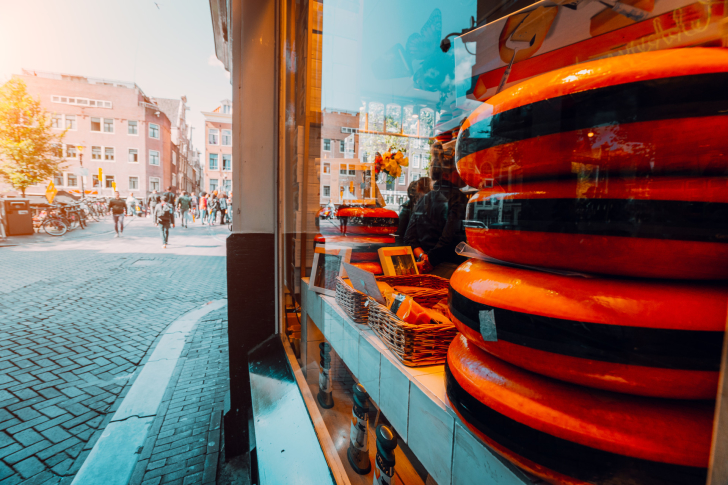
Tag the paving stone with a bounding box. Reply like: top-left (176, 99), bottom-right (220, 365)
top-left (13, 456), bottom-right (45, 479)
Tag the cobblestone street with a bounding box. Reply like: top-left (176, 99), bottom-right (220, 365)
top-left (0, 216), bottom-right (230, 484)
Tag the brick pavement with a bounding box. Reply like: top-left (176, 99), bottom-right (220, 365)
top-left (129, 307), bottom-right (229, 485)
top-left (0, 217), bottom-right (229, 484)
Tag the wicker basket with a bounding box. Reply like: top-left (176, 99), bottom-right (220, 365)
top-left (335, 277), bottom-right (371, 324)
top-left (368, 274), bottom-right (456, 367)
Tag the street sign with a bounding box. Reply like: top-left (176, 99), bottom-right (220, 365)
top-left (98, 168), bottom-right (103, 179)
top-left (45, 181), bottom-right (58, 204)
top-left (112, 182), bottom-right (116, 190)
top-left (77, 167), bottom-right (89, 176)
top-left (77, 145), bottom-right (84, 153)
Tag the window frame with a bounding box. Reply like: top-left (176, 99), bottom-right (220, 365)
top-left (51, 114), bottom-right (63, 129)
top-left (209, 128), bottom-right (219, 145)
top-left (104, 147), bottom-right (115, 162)
top-left (222, 154), bottom-right (232, 172)
top-left (65, 115), bottom-right (76, 131)
top-left (323, 185), bottom-right (330, 197)
top-left (339, 163), bottom-right (347, 175)
top-left (149, 177), bottom-right (160, 192)
top-left (90, 117), bottom-right (101, 132)
top-left (323, 139), bottom-right (331, 152)
top-left (222, 130), bottom-right (232, 146)
top-left (149, 150), bottom-right (160, 166)
top-left (66, 145), bottom-right (77, 159)
top-left (103, 118), bottom-right (114, 133)
top-left (322, 162), bottom-right (330, 174)
top-left (128, 148), bottom-right (139, 163)
top-left (129, 176), bottom-right (139, 190)
top-left (128, 120), bottom-right (138, 135)
top-left (91, 146), bottom-right (102, 160)
top-left (398, 174), bottom-right (406, 185)
top-left (104, 175), bottom-right (115, 189)
top-left (209, 154), bottom-right (219, 171)
top-left (149, 123), bottom-right (160, 139)
top-left (339, 140), bottom-right (345, 153)
top-left (209, 179), bottom-right (219, 193)
top-left (67, 173), bottom-right (78, 187)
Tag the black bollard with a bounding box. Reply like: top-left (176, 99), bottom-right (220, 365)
top-left (317, 342), bottom-right (334, 409)
top-left (347, 383), bottom-right (371, 474)
top-left (373, 424), bottom-right (397, 485)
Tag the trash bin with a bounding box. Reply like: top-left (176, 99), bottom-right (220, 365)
top-left (2, 199), bottom-right (34, 236)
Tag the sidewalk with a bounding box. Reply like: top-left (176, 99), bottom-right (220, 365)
top-left (0, 215), bottom-right (144, 247)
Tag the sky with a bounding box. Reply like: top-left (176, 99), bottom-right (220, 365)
top-left (0, 0), bottom-right (231, 151)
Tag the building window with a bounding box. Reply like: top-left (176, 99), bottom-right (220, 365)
top-left (52, 114), bottom-right (62, 129)
top-left (340, 164), bottom-right (347, 175)
top-left (52, 95), bottom-right (111, 109)
top-left (92, 146), bottom-right (102, 160)
top-left (65, 115), bottom-right (76, 130)
top-left (91, 117), bottom-right (101, 132)
top-left (209, 129), bottom-right (219, 145)
top-left (209, 179), bottom-right (219, 193)
top-left (412, 154), bottom-right (420, 169)
top-left (128, 149), bottom-right (138, 163)
top-left (150, 177), bottom-right (160, 191)
top-left (349, 165), bottom-right (356, 175)
top-left (413, 173), bottom-right (420, 181)
top-left (105, 175), bottom-right (115, 188)
top-left (53, 173), bottom-right (63, 186)
top-left (172, 173), bottom-right (177, 186)
top-left (222, 104), bottom-right (231, 114)
top-left (149, 123), bottom-right (160, 139)
top-left (129, 177), bottom-right (139, 190)
top-left (222, 130), bottom-right (232, 146)
top-left (323, 139), bottom-right (331, 151)
top-left (104, 147), bottom-right (115, 161)
top-left (128, 120), bottom-right (138, 135)
top-left (339, 140), bottom-right (345, 153)
top-left (322, 163), bottom-right (330, 174)
top-left (92, 175), bottom-right (100, 187)
top-left (149, 150), bottom-right (160, 166)
top-left (398, 174), bottom-right (405, 185)
top-left (323, 185), bottom-right (330, 197)
top-left (53, 144), bottom-right (63, 158)
top-left (222, 180), bottom-right (232, 193)
top-left (67, 173), bottom-right (78, 187)
top-left (103, 118), bottom-right (114, 133)
top-left (66, 145), bottom-right (77, 158)
top-left (173, 152), bottom-right (177, 166)
top-left (209, 154), bottom-right (219, 170)
top-left (222, 154), bottom-right (231, 171)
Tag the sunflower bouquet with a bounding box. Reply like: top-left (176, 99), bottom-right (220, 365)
top-left (374, 148), bottom-right (409, 182)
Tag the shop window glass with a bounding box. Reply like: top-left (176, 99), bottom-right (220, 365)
top-left (67, 173), bottom-right (77, 187)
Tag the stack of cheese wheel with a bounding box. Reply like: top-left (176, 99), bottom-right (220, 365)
top-left (313, 234), bottom-right (394, 275)
top-left (315, 206), bottom-right (399, 275)
top-left (446, 48), bottom-right (728, 484)
top-left (456, 47), bottom-right (728, 279)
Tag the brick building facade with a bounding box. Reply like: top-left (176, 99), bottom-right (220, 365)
top-left (202, 100), bottom-right (233, 195)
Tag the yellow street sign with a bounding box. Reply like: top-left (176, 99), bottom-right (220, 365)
top-left (77, 145), bottom-right (84, 153)
top-left (98, 168), bottom-right (103, 180)
top-left (112, 182), bottom-right (116, 190)
top-left (45, 181), bottom-right (58, 204)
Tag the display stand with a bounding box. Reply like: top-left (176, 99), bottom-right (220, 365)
top-left (300, 278), bottom-right (532, 485)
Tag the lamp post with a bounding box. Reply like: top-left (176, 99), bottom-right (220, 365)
top-left (77, 145), bottom-right (86, 199)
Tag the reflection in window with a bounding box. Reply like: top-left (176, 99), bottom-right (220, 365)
top-left (403, 106), bottom-right (417, 135)
top-left (369, 102), bottom-right (384, 132)
top-left (420, 108), bottom-right (434, 137)
top-left (386, 104), bottom-right (401, 133)
top-left (359, 106), bottom-right (367, 131)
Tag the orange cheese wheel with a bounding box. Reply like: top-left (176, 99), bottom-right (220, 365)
top-left (320, 207), bottom-right (398, 236)
top-left (456, 48), bottom-right (728, 189)
top-left (464, 176), bottom-right (728, 279)
top-left (448, 259), bottom-right (727, 399)
top-left (313, 234), bottom-right (394, 263)
top-left (447, 335), bottom-right (713, 485)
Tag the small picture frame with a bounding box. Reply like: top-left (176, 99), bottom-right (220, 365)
top-left (378, 246), bottom-right (419, 276)
top-left (310, 245), bottom-right (352, 296)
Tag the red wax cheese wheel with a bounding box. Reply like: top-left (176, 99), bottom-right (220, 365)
top-left (446, 335), bottom-right (713, 485)
top-left (448, 259), bottom-right (727, 399)
top-left (456, 48), bottom-right (728, 189)
top-left (313, 234), bottom-right (395, 263)
top-left (464, 176), bottom-right (728, 279)
top-left (334, 207), bottom-right (398, 236)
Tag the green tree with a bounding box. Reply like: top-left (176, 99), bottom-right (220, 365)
top-left (0, 78), bottom-right (66, 197)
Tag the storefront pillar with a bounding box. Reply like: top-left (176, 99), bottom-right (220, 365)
top-left (225, 0), bottom-right (278, 460)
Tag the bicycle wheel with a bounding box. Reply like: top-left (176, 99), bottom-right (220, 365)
top-left (42, 218), bottom-right (68, 236)
top-left (66, 213), bottom-right (79, 230)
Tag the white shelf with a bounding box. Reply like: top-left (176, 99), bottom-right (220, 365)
top-left (301, 280), bottom-right (532, 485)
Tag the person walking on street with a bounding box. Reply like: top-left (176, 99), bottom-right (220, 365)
top-left (109, 191), bottom-right (127, 238)
top-left (147, 190), bottom-right (160, 218)
top-left (208, 194), bottom-right (219, 226)
top-left (199, 192), bottom-right (208, 224)
top-left (164, 186), bottom-right (177, 207)
top-left (155, 195), bottom-right (175, 248)
top-left (218, 193), bottom-right (228, 225)
top-left (191, 193), bottom-right (198, 222)
top-left (126, 193), bottom-right (138, 217)
top-left (177, 191), bottom-right (192, 228)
